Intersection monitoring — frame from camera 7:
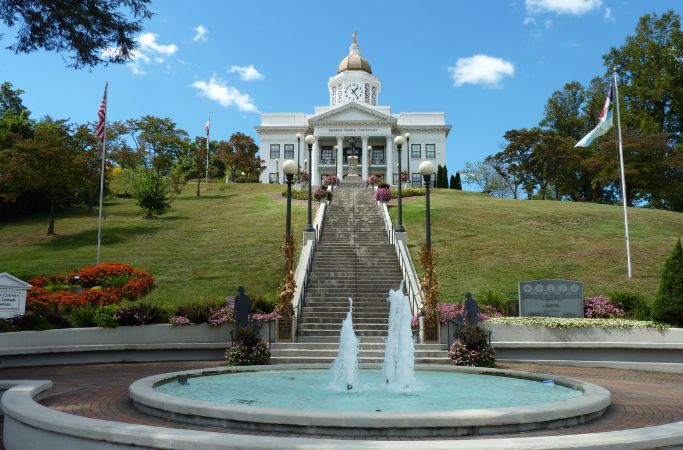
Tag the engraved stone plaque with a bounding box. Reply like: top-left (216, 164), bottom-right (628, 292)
top-left (518, 279), bottom-right (583, 318)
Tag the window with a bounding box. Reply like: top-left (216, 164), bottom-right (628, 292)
top-left (284, 144), bottom-right (294, 159)
top-left (270, 144), bottom-right (280, 159)
top-left (320, 146), bottom-right (334, 164)
top-left (410, 143), bottom-right (421, 159)
top-left (412, 173), bottom-right (422, 186)
top-left (269, 173), bottom-right (279, 184)
top-left (393, 173), bottom-right (398, 185)
top-left (426, 144), bottom-right (436, 158)
top-left (371, 147), bottom-right (385, 164)
top-left (364, 83), bottom-right (370, 103)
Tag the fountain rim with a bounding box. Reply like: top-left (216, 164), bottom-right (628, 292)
top-left (129, 363), bottom-right (610, 431)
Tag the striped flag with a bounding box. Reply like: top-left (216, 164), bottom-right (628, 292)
top-left (575, 81), bottom-right (614, 148)
top-left (95, 84), bottom-right (107, 141)
top-left (204, 116), bottom-right (210, 136)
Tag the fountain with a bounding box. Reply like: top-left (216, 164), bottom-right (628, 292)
top-left (382, 281), bottom-right (415, 389)
top-left (130, 286), bottom-right (611, 437)
top-left (330, 298), bottom-right (359, 390)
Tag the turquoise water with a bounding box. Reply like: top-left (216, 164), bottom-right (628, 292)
top-left (156, 369), bottom-right (582, 413)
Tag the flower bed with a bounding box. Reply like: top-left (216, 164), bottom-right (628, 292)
top-left (27, 262), bottom-right (154, 308)
top-left (487, 316), bottom-right (668, 331)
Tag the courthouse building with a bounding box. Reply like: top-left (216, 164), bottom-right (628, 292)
top-left (257, 34), bottom-right (451, 186)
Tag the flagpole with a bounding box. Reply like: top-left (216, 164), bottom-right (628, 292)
top-left (613, 69), bottom-right (633, 278)
top-left (96, 81), bottom-right (108, 265)
top-left (205, 115), bottom-right (210, 185)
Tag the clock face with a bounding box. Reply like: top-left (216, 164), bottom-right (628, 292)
top-left (344, 82), bottom-right (364, 101)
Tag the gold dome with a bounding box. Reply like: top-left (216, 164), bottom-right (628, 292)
top-left (337, 32), bottom-right (372, 74)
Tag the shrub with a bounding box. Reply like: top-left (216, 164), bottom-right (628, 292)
top-left (479, 290), bottom-right (509, 316)
top-left (115, 303), bottom-right (167, 326)
top-left (367, 174), bottom-right (382, 186)
top-left (174, 300), bottom-right (223, 324)
top-left (208, 304), bottom-right (235, 326)
top-left (94, 304), bottom-right (119, 328)
top-left (169, 315), bottom-right (192, 325)
top-left (584, 295), bottom-right (626, 319)
top-left (67, 305), bottom-right (98, 328)
top-left (373, 186), bottom-right (391, 203)
top-left (298, 171), bottom-right (309, 183)
top-left (651, 239), bottom-right (683, 327)
top-left (224, 328), bottom-right (271, 366)
top-left (323, 175), bottom-right (340, 187)
top-left (449, 326), bottom-right (495, 367)
top-left (610, 291), bottom-right (651, 321)
top-left (252, 295), bottom-right (276, 314)
top-left (390, 187), bottom-right (425, 199)
top-left (313, 186), bottom-right (329, 202)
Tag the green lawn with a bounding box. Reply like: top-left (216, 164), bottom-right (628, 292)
top-left (388, 189), bottom-right (683, 302)
top-left (0, 183), bottom-right (311, 306)
top-left (2, 185), bottom-right (681, 307)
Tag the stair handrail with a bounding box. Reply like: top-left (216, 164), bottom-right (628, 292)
top-left (377, 200), bottom-right (424, 316)
top-left (291, 201), bottom-right (327, 341)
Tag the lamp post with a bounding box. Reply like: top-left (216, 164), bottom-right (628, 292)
top-left (275, 159), bottom-right (279, 184)
top-left (296, 133), bottom-right (302, 177)
top-left (419, 161), bottom-right (435, 246)
top-left (405, 133), bottom-right (411, 187)
top-left (304, 135), bottom-right (316, 233)
top-left (394, 135), bottom-right (406, 233)
top-left (283, 160), bottom-right (297, 237)
top-left (334, 145), bottom-right (338, 175)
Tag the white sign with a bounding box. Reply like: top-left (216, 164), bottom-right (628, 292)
top-left (0, 273), bottom-right (31, 319)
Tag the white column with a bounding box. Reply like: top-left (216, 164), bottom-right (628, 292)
top-left (311, 139), bottom-right (319, 186)
top-left (361, 136), bottom-right (369, 180)
top-left (385, 136), bottom-right (394, 186)
top-left (336, 136), bottom-right (344, 179)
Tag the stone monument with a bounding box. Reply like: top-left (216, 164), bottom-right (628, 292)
top-left (518, 279), bottom-right (583, 318)
top-left (0, 273), bottom-right (31, 319)
top-left (342, 137), bottom-right (362, 184)
top-left (234, 286), bottom-right (252, 329)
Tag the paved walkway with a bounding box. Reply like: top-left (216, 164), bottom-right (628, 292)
top-left (1, 361), bottom-right (683, 446)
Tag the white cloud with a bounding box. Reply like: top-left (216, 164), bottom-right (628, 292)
top-left (192, 76), bottom-right (259, 113)
top-left (525, 0), bottom-right (602, 16)
top-left (137, 32), bottom-right (178, 56)
top-left (448, 55), bottom-right (515, 88)
top-left (101, 33), bottom-right (177, 75)
top-left (193, 25), bottom-right (208, 42)
top-left (228, 64), bottom-right (265, 81)
top-left (604, 7), bottom-right (614, 21)
top-left (523, 16), bottom-right (536, 25)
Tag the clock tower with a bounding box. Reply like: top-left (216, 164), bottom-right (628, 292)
top-left (328, 32), bottom-right (381, 107)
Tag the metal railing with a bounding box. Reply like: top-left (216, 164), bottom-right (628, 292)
top-left (377, 201), bottom-right (423, 316)
top-left (291, 202), bottom-right (327, 341)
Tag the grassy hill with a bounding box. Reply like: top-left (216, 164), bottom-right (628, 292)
top-left (389, 189), bottom-right (683, 302)
top-left (0, 184), bottom-right (680, 306)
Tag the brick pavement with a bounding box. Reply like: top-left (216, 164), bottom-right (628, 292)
top-left (1, 361), bottom-right (683, 445)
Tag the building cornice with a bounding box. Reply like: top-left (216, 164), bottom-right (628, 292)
top-left (398, 125), bottom-right (453, 137)
top-left (308, 102), bottom-right (397, 124)
top-left (254, 126), bottom-right (310, 134)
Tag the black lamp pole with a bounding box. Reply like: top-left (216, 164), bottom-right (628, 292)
top-left (396, 139), bottom-right (405, 233)
top-left (406, 134), bottom-right (411, 187)
top-left (305, 141), bottom-right (314, 233)
top-left (286, 173), bottom-right (294, 236)
top-left (296, 134), bottom-right (301, 180)
top-left (423, 172), bottom-right (432, 246)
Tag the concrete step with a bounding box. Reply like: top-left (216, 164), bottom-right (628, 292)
top-left (271, 356), bottom-right (451, 365)
top-left (271, 342), bottom-right (446, 351)
top-left (298, 329), bottom-right (388, 337)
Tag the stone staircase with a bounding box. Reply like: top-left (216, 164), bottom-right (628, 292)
top-left (270, 186), bottom-right (448, 364)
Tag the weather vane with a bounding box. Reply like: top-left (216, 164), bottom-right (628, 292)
top-left (352, 31), bottom-right (358, 45)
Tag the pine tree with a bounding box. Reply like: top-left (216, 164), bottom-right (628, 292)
top-left (449, 174), bottom-right (456, 189)
top-left (651, 239), bottom-right (683, 326)
top-left (442, 165), bottom-right (449, 188)
top-left (454, 172), bottom-right (463, 190)
top-left (436, 165), bottom-right (444, 188)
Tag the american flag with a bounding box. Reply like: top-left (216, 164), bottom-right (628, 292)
top-left (95, 83), bottom-right (107, 141)
top-left (204, 116), bottom-right (210, 136)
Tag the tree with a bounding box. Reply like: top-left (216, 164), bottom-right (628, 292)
top-left (132, 170), bottom-right (172, 218)
top-left (603, 10), bottom-right (683, 143)
top-left (0, 81), bottom-right (30, 117)
top-left (436, 165), bottom-right (447, 188)
top-left (449, 174), bottom-right (456, 189)
top-left (540, 81), bottom-right (587, 140)
top-left (127, 116), bottom-right (189, 176)
top-left (1, 118), bottom-right (90, 234)
top-left (217, 132), bottom-right (265, 182)
top-left (0, 0), bottom-right (153, 69)
top-left (651, 239), bottom-right (683, 326)
top-left (454, 171), bottom-right (462, 190)
top-left (461, 161), bottom-right (509, 198)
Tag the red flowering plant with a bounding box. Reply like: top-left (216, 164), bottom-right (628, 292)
top-left (27, 262), bottom-right (154, 309)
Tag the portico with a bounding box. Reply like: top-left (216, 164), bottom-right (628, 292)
top-left (257, 34), bottom-right (451, 186)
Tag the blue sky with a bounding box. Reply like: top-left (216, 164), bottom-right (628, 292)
top-left (0, 0), bottom-right (679, 176)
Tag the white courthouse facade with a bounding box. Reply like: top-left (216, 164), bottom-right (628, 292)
top-left (257, 35), bottom-right (451, 186)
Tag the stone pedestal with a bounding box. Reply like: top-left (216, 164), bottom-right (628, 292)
top-left (276, 316), bottom-right (293, 342)
top-left (344, 155), bottom-right (362, 184)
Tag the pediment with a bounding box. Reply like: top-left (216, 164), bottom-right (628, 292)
top-left (0, 273), bottom-right (32, 289)
top-left (309, 103), bottom-right (396, 124)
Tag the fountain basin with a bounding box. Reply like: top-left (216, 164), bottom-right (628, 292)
top-left (130, 364), bottom-right (611, 437)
